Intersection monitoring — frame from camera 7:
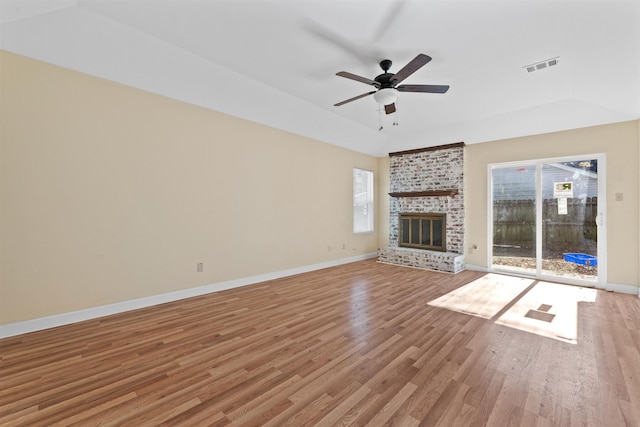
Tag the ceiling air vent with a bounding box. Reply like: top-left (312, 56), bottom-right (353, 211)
top-left (524, 57), bottom-right (559, 73)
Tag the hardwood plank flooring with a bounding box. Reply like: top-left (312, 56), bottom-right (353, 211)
top-left (1, 259), bottom-right (639, 426)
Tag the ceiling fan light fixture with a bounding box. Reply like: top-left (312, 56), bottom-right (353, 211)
top-left (373, 88), bottom-right (399, 105)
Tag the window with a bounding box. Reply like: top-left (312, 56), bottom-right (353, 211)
top-left (353, 168), bottom-right (374, 233)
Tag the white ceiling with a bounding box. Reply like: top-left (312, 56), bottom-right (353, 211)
top-left (2, 0), bottom-right (639, 156)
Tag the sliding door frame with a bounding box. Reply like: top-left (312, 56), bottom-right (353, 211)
top-left (488, 153), bottom-right (607, 289)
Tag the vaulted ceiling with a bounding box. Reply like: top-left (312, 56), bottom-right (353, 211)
top-left (2, 0), bottom-right (639, 156)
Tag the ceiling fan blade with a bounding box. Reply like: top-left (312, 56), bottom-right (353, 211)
top-left (336, 71), bottom-right (381, 87)
top-left (391, 54), bottom-right (432, 85)
top-left (384, 103), bottom-right (396, 114)
top-left (305, 20), bottom-right (379, 66)
top-left (397, 84), bottom-right (450, 94)
top-left (334, 91), bottom-right (376, 106)
top-left (372, 0), bottom-right (407, 42)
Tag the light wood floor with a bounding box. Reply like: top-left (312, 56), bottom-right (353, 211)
top-left (1, 259), bottom-right (639, 426)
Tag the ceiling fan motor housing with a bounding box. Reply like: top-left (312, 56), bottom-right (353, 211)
top-left (375, 73), bottom-right (395, 89)
top-left (376, 59), bottom-right (395, 88)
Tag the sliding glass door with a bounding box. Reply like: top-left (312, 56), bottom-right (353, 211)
top-left (490, 155), bottom-right (605, 287)
top-left (492, 165), bottom-right (537, 276)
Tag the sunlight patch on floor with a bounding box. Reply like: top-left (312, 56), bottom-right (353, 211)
top-left (495, 280), bottom-right (597, 344)
top-left (428, 274), bottom-right (534, 319)
top-left (428, 274), bottom-right (598, 344)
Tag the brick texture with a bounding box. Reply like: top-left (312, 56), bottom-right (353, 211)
top-left (378, 144), bottom-right (465, 273)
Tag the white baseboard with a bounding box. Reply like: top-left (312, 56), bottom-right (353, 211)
top-left (0, 253), bottom-right (377, 339)
top-left (605, 282), bottom-right (640, 296)
top-left (464, 264), bottom-right (489, 273)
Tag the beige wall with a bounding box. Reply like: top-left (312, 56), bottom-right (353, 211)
top-left (464, 121), bottom-right (640, 288)
top-left (0, 51), bottom-right (379, 324)
top-left (2, 51), bottom-right (638, 326)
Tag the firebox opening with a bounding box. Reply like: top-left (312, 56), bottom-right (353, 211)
top-left (399, 213), bottom-right (446, 252)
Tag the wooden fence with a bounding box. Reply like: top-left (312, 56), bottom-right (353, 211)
top-left (493, 198), bottom-right (597, 251)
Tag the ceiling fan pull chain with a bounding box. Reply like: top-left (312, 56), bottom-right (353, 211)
top-left (379, 106), bottom-right (384, 131)
top-left (393, 102), bottom-right (399, 126)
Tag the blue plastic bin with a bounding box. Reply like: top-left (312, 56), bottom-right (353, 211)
top-left (563, 253), bottom-right (597, 267)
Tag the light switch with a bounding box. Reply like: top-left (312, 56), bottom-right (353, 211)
top-left (615, 193), bottom-right (623, 201)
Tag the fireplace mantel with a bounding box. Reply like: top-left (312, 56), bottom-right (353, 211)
top-left (388, 190), bottom-right (458, 198)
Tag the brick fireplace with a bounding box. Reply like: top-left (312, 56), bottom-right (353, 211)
top-left (377, 142), bottom-right (465, 273)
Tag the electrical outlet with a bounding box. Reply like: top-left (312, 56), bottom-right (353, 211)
top-left (615, 192), bottom-right (623, 201)
top-left (197, 262), bottom-right (204, 272)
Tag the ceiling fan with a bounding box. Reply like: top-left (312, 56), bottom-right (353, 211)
top-left (334, 54), bottom-right (449, 114)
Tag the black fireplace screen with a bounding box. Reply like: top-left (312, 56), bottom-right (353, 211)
top-left (399, 213), bottom-right (446, 252)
